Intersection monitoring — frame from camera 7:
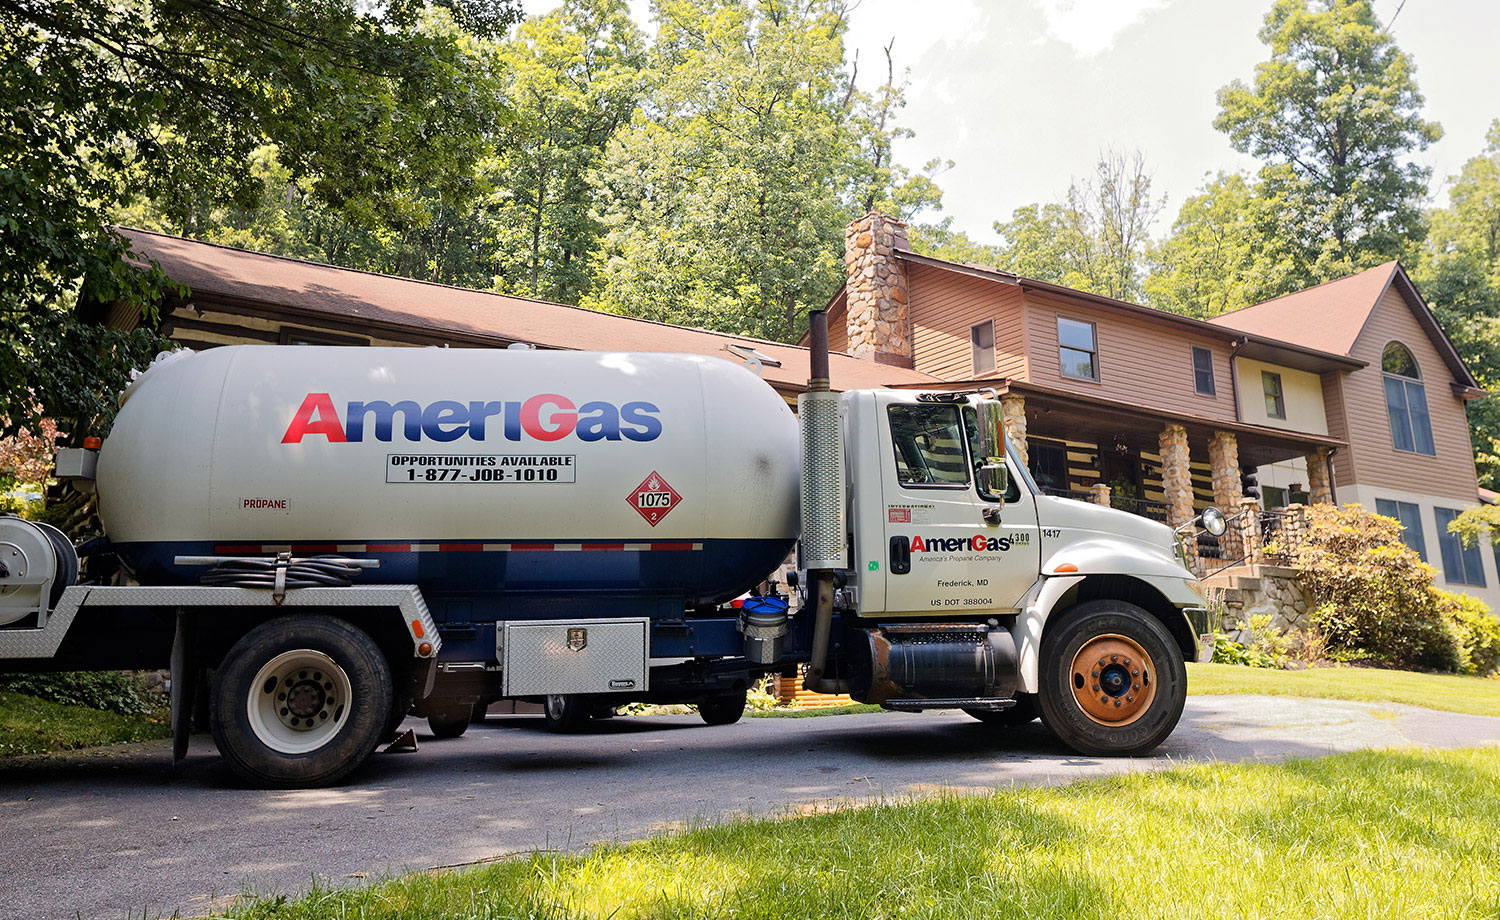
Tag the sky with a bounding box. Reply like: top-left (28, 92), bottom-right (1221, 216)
top-left (520, 0), bottom-right (1500, 245)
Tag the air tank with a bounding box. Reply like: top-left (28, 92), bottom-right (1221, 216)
top-left (97, 346), bottom-right (800, 604)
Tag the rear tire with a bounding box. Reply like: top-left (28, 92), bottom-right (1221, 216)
top-left (697, 689), bottom-right (747, 726)
top-left (382, 694), bottom-right (412, 742)
top-left (965, 693), bottom-right (1039, 726)
top-left (1036, 600), bottom-right (1186, 756)
top-left (210, 615), bottom-right (392, 788)
top-left (543, 694), bottom-right (591, 732)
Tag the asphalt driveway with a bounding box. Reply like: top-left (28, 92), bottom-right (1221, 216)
top-left (3, 695), bottom-right (1499, 920)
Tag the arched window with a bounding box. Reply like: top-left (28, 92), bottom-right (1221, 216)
top-left (1382, 342), bottom-right (1435, 455)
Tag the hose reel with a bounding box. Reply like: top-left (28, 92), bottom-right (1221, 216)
top-left (0, 516), bottom-right (79, 627)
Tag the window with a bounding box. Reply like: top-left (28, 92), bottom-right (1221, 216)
top-left (279, 327), bottom-right (369, 346)
top-left (970, 321), bottom-right (996, 375)
top-left (1057, 318), bottom-right (1097, 381)
top-left (1262, 485), bottom-right (1288, 510)
top-left (888, 405), bottom-right (969, 487)
top-left (1382, 342), bottom-right (1436, 455)
top-left (1191, 347), bottom-right (1216, 396)
top-left (1029, 440), bottom-right (1068, 492)
top-left (1434, 507), bottom-right (1485, 586)
top-left (1262, 371), bottom-right (1285, 419)
top-left (1375, 498), bottom-right (1428, 562)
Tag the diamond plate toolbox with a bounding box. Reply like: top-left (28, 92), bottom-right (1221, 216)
top-left (500, 617), bottom-right (649, 696)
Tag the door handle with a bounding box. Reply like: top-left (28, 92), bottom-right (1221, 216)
top-left (889, 535), bottom-right (911, 575)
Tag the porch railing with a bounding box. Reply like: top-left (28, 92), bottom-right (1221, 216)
top-left (1196, 506), bottom-right (1309, 577)
top-left (1041, 486), bottom-right (1170, 523)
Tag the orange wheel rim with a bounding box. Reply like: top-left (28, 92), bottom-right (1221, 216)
top-left (1069, 634), bottom-right (1156, 727)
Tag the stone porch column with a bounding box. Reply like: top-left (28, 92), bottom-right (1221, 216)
top-left (1305, 447), bottom-right (1333, 505)
top-left (1089, 483), bottom-right (1111, 507)
top-left (1237, 495), bottom-right (1263, 564)
top-left (844, 211), bottom-right (912, 367)
top-left (1001, 394), bottom-right (1027, 468)
top-left (1208, 431), bottom-right (1243, 558)
top-left (1158, 423), bottom-right (1194, 530)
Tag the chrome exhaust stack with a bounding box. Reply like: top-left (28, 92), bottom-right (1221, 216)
top-left (798, 310), bottom-right (848, 693)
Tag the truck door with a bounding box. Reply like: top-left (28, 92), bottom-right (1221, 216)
top-left (878, 397), bottom-right (1040, 615)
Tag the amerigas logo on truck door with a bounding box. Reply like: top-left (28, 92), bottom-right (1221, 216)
top-left (280, 393), bottom-right (662, 444)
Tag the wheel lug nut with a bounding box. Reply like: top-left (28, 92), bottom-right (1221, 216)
top-left (1110, 655), bottom-right (1119, 662)
top-left (1126, 695), bottom-right (1134, 703)
top-left (1133, 683), bottom-right (1141, 691)
top-left (1113, 700), bottom-right (1121, 707)
top-left (1100, 696), bottom-right (1109, 704)
top-left (1132, 669), bottom-right (1139, 676)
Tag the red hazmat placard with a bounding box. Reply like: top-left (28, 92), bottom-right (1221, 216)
top-left (628, 470), bottom-right (681, 526)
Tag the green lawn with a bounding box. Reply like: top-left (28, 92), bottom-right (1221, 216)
top-left (1187, 661), bottom-right (1500, 717)
top-left (225, 744), bottom-right (1500, 920)
top-left (0, 691), bottom-right (170, 757)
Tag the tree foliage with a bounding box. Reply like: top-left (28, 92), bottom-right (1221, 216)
top-left (586, 0), bottom-right (937, 342)
top-left (1415, 121), bottom-right (1500, 488)
top-left (1, 0), bottom-right (516, 439)
top-left (993, 148), bottom-right (1163, 301)
top-left (1144, 173), bottom-right (1257, 318)
top-left (1214, 0), bottom-right (1441, 298)
top-left (487, 0), bottom-right (645, 303)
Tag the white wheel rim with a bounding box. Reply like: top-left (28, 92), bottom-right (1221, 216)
top-left (247, 649), bottom-right (353, 754)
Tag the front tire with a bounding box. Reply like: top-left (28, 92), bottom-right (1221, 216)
top-left (210, 615), bottom-right (392, 788)
top-left (1036, 600), bottom-right (1186, 756)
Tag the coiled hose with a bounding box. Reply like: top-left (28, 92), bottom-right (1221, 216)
top-left (198, 555), bottom-right (364, 589)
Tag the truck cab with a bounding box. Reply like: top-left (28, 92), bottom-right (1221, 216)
top-left (809, 387), bottom-right (1210, 755)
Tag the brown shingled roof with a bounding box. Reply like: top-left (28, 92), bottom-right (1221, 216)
top-left (1206, 261), bottom-right (1400, 355)
top-left (116, 227), bottom-right (938, 394)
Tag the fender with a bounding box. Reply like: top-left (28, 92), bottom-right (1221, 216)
top-left (1038, 536), bottom-right (1195, 581)
top-left (1011, 573), bottom-right (1084, 695)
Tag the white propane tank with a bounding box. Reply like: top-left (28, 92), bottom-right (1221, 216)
top-left (96, 347), bottom-right (800, 603)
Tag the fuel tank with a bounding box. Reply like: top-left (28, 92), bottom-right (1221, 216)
top-left (97, 346), bottom-right (799, 603)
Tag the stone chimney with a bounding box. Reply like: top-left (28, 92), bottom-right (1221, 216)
top-left (844, 211), bottom-right (913, 367)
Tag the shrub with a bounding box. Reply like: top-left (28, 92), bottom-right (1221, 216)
top-left (1280, 504), bottom-right (1460, 671)
top-left (0, 671), bottom-right (163, 716)
top-left (1211, 614), bottom-right (1292, 669)
top-left (745, 676), bottom-right (785, 711)
top-left (1440, 591), bottom-right (1500, 676)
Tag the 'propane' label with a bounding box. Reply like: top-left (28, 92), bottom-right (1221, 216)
top-left (387, 454), bottom-right (576, 484)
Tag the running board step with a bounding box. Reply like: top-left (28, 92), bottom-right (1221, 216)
top-left (881, 698), bottom-right (1018, 713)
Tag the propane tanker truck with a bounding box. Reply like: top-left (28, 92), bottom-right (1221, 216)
top-left (0, 312), bottom-right (1219, 787)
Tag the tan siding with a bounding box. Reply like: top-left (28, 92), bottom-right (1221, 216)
top-left (827, 290), bottom-right (849, 354)
top-left (165, 306), bottom-right (420, 349)
top-left (1023, 294), bottom-right (1237, 423)
top-left (1339, 286), bottom-right (1479, 500)
top-left (906, 264), bottom-right (1026, 379)
top-left (1320, 371), bottom-right (1357, 487)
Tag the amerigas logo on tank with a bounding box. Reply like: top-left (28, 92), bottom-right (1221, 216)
top-left (280, 393), bottom-right (662, 443)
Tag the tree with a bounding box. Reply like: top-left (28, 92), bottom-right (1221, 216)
top-left (992, 148), bottom-right (1163, 301)
top-left (1415, 120), bottom-right (1500, 488)
top-left (1144, 173), bottom-right (1257, 318)
top-left (1, 0), bottom-right (516, 440)
top-left (1214, 0), bottom-right (1441, 298)
top-left (487, 0), bottom-right (645, 303)
top-left (907, 217), bottom-right (1003, 267)
top-left (587, 0), bottom-right (938, 342)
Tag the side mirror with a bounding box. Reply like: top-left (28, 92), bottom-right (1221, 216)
top-left (975, 400), bottom-right (1008, 507)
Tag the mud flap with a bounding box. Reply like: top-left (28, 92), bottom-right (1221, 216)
top-left (169, 609), bottom-right (195, 763)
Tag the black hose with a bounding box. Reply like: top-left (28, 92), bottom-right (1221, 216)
top-left (198, 555), bottom-right (363, 589)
